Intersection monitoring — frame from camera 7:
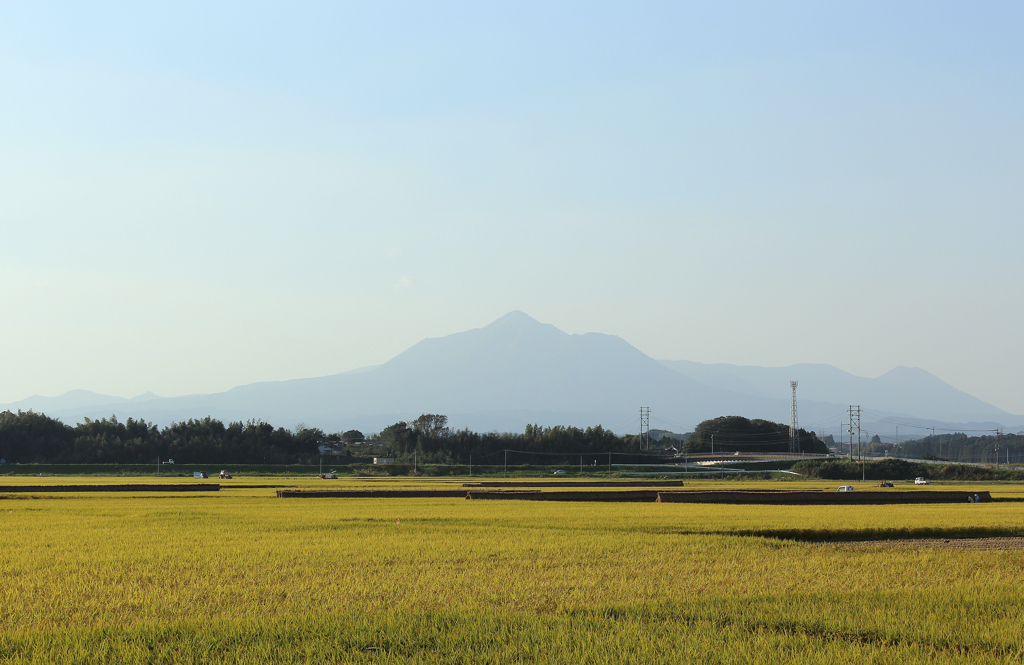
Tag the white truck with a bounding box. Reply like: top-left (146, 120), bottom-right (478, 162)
top-left (915, 477), bottom-right (929, 485)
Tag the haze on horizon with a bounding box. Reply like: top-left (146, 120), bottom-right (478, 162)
top-left (1, 3), bottom-right (1022, 414)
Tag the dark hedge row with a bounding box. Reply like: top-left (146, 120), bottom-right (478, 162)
top-left (0, 411), bottom-right (323, 465)
top-left (791, 457), bottom-right (1024, 481)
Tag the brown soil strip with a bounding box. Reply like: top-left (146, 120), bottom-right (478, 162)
top-left (464, 480), bottom-right (686, 488)
top-left (276, 488), bottom-right (994, 504)
top-left (0, 484), bottom-right (220, 492)
top-left (656, 490), bottom-right (991, 505)
top-left (277, 489), bottom-right (470, 498)
top-left (226, 484), bottom-right (300, 489)
top-left (467, 490), bottom-right (661, 501)
top-left (836, 537), bottom-right (1024, 550)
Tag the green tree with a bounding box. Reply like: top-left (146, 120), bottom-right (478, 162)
top-left (684, 416), bottom-right (827, 454)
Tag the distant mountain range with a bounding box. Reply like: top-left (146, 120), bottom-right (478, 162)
top-left (4, 311), bottom-right (1021, 437)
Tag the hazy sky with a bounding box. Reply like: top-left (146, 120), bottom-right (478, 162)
top-left (2, 2), bottom-right (1022, 413)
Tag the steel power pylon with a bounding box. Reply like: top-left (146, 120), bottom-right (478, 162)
top-left (789, 381), bottom-right (799, 453)
top-left (639, 407), bottom-right (650, 451)
top-left (849, 405), bottom-right (861, 461)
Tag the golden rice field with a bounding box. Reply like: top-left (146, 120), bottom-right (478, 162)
top-left (2, 476), bottom-right (1024, 663)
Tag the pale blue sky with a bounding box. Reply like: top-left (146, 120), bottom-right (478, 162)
top-left (2, 2), bottom-right (1022, 413)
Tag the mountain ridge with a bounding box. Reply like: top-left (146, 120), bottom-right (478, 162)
top-left (3, 312), bottom-right (1020, 434)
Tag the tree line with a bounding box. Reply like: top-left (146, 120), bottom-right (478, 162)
top-left (0, 411), bottom-right (325, 464)
top-left (861, 432), bottom-right (1024, 465)
top-left (0, 410), bottom-right (647, 465)
top-left (371, 415), bottom-right (644, 464)
top-left (1, 409), bottom-right (828, 465)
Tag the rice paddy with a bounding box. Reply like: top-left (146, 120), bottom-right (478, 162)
top-left (2, 476), bottom-right (1023, 663)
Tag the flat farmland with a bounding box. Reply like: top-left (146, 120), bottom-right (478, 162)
top-left (2, 477), bottom-right (1024, 663)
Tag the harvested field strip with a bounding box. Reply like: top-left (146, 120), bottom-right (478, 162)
top-left (277, 488), bottom-right (995, 503)
top-left (656, 490), bottom-right (992, 504)
top-left (277, 489), bottom-right (470, 498)
top-left (467, 490), bottom-right (661, 501)
top-left (0, 484), bottom-right (220, 493)
top-left (226, 484), bottom-right (301, 489)
top-left (462, 489), bottom-right (992, 504)
top-left (464, 480), bottom-right (686, 487)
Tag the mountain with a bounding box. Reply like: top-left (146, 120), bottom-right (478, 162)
top-left (90, 311), bottom-right (781, 432)
top-left (658, 360), bottom-right (1014, 424)
top-left (3, 312), bottom-right (1020, 435)
top-left (2, 390), bottom-right (164, 414)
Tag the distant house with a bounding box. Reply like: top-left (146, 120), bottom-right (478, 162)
top-left (373, 457), bottom-right (395, 465)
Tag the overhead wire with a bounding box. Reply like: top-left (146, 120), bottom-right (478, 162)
top-left (858, 409), bottom-right (999, 433)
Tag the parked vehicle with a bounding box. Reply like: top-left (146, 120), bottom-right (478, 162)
top-left (553, 470), bottom-right (566, 475)
top-left (915, 477), bottom-right (929, 485)
top-left (836, 485), bottom-right (856, 492)
top-left (193, 472), bottom-right (208, 479)
top-left (320, 472), bottom-right (338, 479)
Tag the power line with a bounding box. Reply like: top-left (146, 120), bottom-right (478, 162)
top-left (858, 409), bottom-right (1000, 433)
top-left (648, 413), bottom-right (693, 431)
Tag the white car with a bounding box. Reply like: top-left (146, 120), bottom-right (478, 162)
top-left (837, 485), bottom-right (856, 492)
top-left (553, 470), bottom-right (566, 475)
top-left (915, 477), bottom-right (929, 485)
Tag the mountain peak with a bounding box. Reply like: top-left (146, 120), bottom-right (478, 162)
top-left (484, 310), bottom-right (543, 328)
top-left (475, 311), bottom-right (568, 343)
top-left (876, 366), bottom-right (943, 385)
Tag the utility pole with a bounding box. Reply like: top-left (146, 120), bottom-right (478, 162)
top-left (639, 407), bottom-right (650, 451)
top-left (469, 454), bottom-right (472, 477)
top-left (932, 427), bottom-right (937, 460)
top-left (504, 450), bottom-right (507, 478)
top-left (608, 452), bottom-right (612, 475)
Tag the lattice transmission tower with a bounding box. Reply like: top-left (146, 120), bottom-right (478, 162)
top-left (789, 381), bottom-right (799, 453)
top-left (849, 405), bottom-right (861, 461)
top-left (639, 407), bottom-right (650, 451)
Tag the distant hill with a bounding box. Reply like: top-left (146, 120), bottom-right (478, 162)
top-left (3, 312), bottom-right (1021, 435)
top-left (658, 360), bottom-right (1014, 424)
top-left (3, 389), bottom-right (162, 413)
